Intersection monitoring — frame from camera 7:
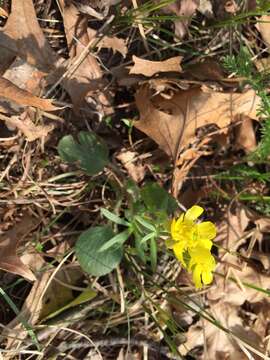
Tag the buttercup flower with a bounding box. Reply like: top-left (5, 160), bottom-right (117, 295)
top-left (168, 205), bottom-right (216, 288)
top-left (188, 247), bottom-right (216, 289)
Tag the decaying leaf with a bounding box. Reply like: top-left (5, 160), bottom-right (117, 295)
top-left (0, 77), bottom-right (59, 111)
top-left (6, 112), bottom-right (54, 141)
top-left (235, 115), bottom-right (257, 153)
top-left (0, 0), bottom-right (58, 72)
top-left (161, 0), bottom-right (199, 38)
top-left (117, 149), bottom-right (145, 183)
top-left (88, 28), bottom-right (127, 57)
top-left (179, 302), bottom-right (265, 359)
top-left (257, 15), bottom-right (270, 48)
top-left (130, 56), bottom-right (182, 77)
top-left (135, 85), bottom-right (261, 159)
top-left (58, 0), bottom-right (104, 109)
top-left (3, 266), bottom-right (86, 350)
top-left (0, 213), bottom-right (40, 281)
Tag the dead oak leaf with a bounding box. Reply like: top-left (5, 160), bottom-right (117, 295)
top-left (0, 213), bottom-right (40, 281)
top-left (58, 0), bottom-right (105, 110)
top-left (130, 56), bottom-right (182, 77)
top-left (87, 28), bottom-right (127, 57)
top-left (179, 302), bottom-right (264, 359)
top-left (135, 85), bottom-right (260, 159)
top-left (6, 112), bottom-right (54, 142)
top-left (0, 77), bottom-right (59, 111)
top-left (257, 15), bottom-right (270, 48)
top-left (161, 0), bottom-right (199, 38)
top-left (0, 0), bottom-right (58, 72)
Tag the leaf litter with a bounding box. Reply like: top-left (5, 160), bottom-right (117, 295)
top-left (1, 0), bottom-right (270, 359)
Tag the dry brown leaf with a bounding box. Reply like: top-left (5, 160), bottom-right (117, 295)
top-left (257, 15), bottom-right (270, 48)
top-left (0, 0), bottom-right (58, 72)
top-left (161, 0), bottom-right (199, 38)
top-left (4, 266), bottom-right (83, 350)
top-left (135, 85), bottom-right (260, 159)
top-left (117, 149), bottom-right (145, 183)
top-left (183, 58), bottom-right (225, 81)
top-left (0, 77), bottom-right (59, 111)
top-left (130, 56), bottom-right (182, 77)
top-left (87, 28), bottom-right (127, 57)
top-left (216, 206), bottom-right (250, 251)
top-left (235, 115), bottom-right (257, 153)
top-left (0, 213), bottom-right (40, 281)
top-left (0, 7), bottom-right (8, 18)
top-left (6, 112), bottom-right (54, 141)
top-left (59, 0), bottom-right (104, 109)
top-left (179, 302), bottom-right (264, 359)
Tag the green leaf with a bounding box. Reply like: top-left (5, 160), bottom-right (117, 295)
top-left (101, 208), bottom-right (130, 226)
top-left (41, 288), bottom-right (97, 322)
top-left (99, 229), bottom-right (131, 252)
top-left (58, 131), bottom-right (109, 175)
top-left (141, 183), bottom-right (177, 214)
top-left (150, 237), bottom-right (157, 272)
top-left (135, 216), bottom-right (156, 232)
top-left (75, 226), bottom-right (123, 276)
top-left (141, 232), bottom-right (155, 244)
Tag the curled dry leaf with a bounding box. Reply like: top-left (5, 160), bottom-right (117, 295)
top-left (135, 85), bottom-right (261, 159)
top-left (58, 0), bottom-right (104, 110)
top-left (257, 15), bottom-right (270, 48)
top-left (235, 115), bottom-right (257, 153)
top-left (130, 56), bottom-right (182, 77)
top-left (0, 0), bottom-right (58, 72)
top-left (117, 149), bottom-right (145, 183)
top-left (0, 213), bottom-right (40, 281)
top-left (0, 77), bottom-right (59, 111)
top-left (161, 0), bottom-right (199, 38)
top-left (87, 28), bottom-right (127, 57)
top-left (6, 112), bottom-right (54, 142)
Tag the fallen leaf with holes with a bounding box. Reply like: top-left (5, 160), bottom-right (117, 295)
top-left (135, 85), bottom-right (261, 159)
top-left (179, 301), bottom-right (265, 359)
top-left (0, 0), bottom-right (58, 72)
top-left (6, 112), bottom-right (54, 141)
top-left (117, 149), bottom-right (145, 183)
top-left (58, 0), bottom-right (105, 110)
top-left (0, 77), bottom-right (59, 111)
top-left (0, 213), bottom-right (40, 281)
top-left (130, 56), bottom-right (182, 77)
top-left (161, 0), bottom-right (199, 38)
top-left (257, 15), bottom-right (270, 48)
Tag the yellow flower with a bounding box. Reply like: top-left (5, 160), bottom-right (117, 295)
top-left (188, 247), bottom-right (216, 289)
top-left (168, 205), bottom-right (217, 288)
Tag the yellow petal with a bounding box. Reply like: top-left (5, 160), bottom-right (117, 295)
top-left (202, 270), bottom-right (213, 285)
top-left (170, 218), bottom-right (176, 236)
top-left (198, 238), bottom-right (213, 250)
top-left (185, 205), bottom-right (204, 222)
top-left (173, 242), bottom-right (186, 265)
top-left (196, 222), bottom-right (216, 240)
top-left (192, 266), bottom-right (202, 289)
